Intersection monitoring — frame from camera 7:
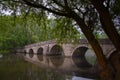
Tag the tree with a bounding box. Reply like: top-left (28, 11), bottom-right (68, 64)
top-left (0, 13), bottom-right (79, 53)
top-left (0, 0), bottom-right (120, 80)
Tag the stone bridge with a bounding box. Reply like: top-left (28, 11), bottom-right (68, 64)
top-left (23, 39), bottom-right (115, 58)
top-left (18, 39), bottom-right (115, 78)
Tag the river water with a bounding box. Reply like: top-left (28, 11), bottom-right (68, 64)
top-left (0, 54), bottom-right (99, 80)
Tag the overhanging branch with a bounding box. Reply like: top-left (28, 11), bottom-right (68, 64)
top-left (52, 0), bottom-right (64, 8)
top-left (22, 0), bottom-right (69, 17)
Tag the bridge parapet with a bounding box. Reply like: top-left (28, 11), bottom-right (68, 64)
top-left (98, 39), bottom-right (112, 44)
top-left (24, 40), bottom-right (56, 48)
top-left (25, 39), bottom-right (112, 48)
top-left (79, 39), bottom-right (112, 44)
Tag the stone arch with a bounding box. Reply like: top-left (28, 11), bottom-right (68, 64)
top-left (72, 46), bottom-right (93, 69)
top-left (49, 45), bottom-right (64, 56)
top-left (37, 47), bottom-right (43, 61)
top-left (106, 48), bottom-right (116, 58)
top-left (29, 49), bottom-right (34, 58)
top-left (72, 46), bottom-right (88, 57)
top-left (37, 47), bottom-right (43, 55)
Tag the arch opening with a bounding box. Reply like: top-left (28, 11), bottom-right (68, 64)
top-left (29, 49), bottom-right (34, 58)
top-left (72, 47), bottom-right (93, 69)
top-left (85, 49), bottom-right (97, 66)
top-left (49, 45), bottom-right (64, 56)
top-left (37, 48), bottom-right (43, 61)
top-left (37, 48), bottom-right (43, 55)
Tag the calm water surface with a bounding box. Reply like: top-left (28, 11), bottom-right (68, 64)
top-left (0, 54), bottom-right (98, 80)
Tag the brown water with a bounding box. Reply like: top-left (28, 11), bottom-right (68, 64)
top-left (0, 54), bottom-right (98, 80)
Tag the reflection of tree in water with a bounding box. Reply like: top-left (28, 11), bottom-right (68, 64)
top-left (0, 54), bottom-right (66, 80)
top-left (50, 56), bottom-right (64, 67)
top-left (46, 69), bottom-right (65, 80)
top-left (72, 47), bottom-right (92, 69)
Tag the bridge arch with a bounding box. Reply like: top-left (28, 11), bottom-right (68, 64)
top-left (37, 47), bottom-right (43, 61)
top-left (49, 45), bottom-right (64, 56)
top-left (106, 48), bottom-right (116, 58)
top-left (72, 46), bottom-right (93, 69)
top-left (29, 49), bottom-right (34, 58)
top-left (72, 46), bottom-right (88, 57)
top-left (37, 47), bottom-right (43, 55)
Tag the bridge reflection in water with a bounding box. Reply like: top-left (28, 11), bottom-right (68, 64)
top-left (24, 48), bottom-right (99, 79)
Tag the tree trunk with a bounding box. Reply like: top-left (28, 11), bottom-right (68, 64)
top-left (90, 0), bottom-right (120, 53)
top-left (109, 51), bottom-right (120, 80)
top-left (89, 1), bottom-right (120, 79)
top-left (70, 12), bottom-right (114, 80)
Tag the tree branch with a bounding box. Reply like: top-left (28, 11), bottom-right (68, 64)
top-left (89, 0), bottom-right (105, 5)
top-left (64, 0), bottom-right (68, 7)
top-left (106, 0), bottom-right (110, 9)
top-left (22, 0), bottom-right (69, 17)
top-left (52, 0), bottom-right (64, 8)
